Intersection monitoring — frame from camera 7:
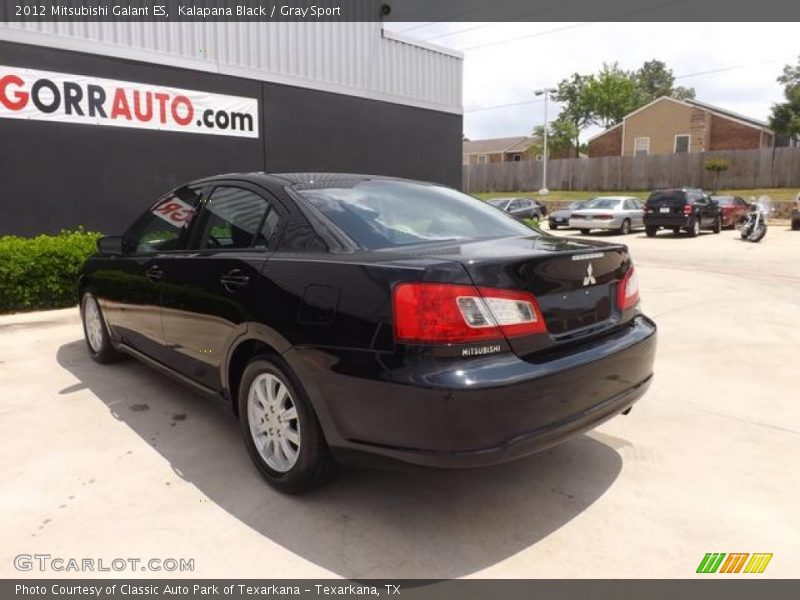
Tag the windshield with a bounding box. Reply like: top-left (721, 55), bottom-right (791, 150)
top-left (487, 198), bottom-right (511, 208)
top-left (297, 180), bottom-right (535, 250)
top-left (713, 197), bottom-right (734, 205)
top-left (587, 198), bottom-right (622, 209)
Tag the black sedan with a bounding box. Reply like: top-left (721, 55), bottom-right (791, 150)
top-left (487, 197), bottom-right (546, 219)
top-left (79, 173), bottom-right (657, 493)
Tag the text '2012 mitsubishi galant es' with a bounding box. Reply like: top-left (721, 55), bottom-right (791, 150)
top-left (79, 173), bottom-right (657, 492)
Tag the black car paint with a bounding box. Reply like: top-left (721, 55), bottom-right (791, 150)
top-left (80, 173), bottom-right (656, 468)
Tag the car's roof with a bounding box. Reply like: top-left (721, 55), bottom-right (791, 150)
top-left (188, 171), bottom-right (422, 190)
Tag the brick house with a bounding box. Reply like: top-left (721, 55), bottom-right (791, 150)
top-left (462, 136), bottom-right (538, 166)
top-left (587, 97), bottom-right (779, 158)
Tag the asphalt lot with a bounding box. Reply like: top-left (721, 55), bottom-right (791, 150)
top-left (1, 226), bottom-right (798, 579)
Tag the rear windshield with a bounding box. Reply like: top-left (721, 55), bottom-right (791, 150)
top-left (648, 191), bottom-right (687, 204)
top-left (297, 180), bottom-right (534, 249)
top-left (587, 198), bottom-right (622, 209)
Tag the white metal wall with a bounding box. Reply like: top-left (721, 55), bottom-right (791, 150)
top-left (0, 21), bottom-right (463, 114)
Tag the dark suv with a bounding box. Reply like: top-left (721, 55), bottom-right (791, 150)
top-left (644, 188), bottom-right (722, 237)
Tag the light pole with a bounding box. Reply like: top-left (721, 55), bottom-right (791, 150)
top-left (534, 87), bottom-right (557, 195)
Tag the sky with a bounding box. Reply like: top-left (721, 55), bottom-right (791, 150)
top-left (385, 22), bottom-right (799, 143)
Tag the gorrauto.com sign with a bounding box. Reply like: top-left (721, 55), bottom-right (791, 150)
top-left (0, 65), bottom-right (259, 138)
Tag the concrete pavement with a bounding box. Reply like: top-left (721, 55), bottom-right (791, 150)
top-left (1, 226), bottom-right (798, 578)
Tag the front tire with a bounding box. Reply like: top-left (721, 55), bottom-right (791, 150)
top-left (81, 293), bottom-right (121, 364)
top-left (238, 357), bottom-right (331, 494)
top-left (712, 216), bottom-right (722, 234)
top-left (549, 223), bottom-right (559, 230)
top-left (618, 219), bottom-right (631, 235)
top-left (579, 229), bottom-right (590, 235)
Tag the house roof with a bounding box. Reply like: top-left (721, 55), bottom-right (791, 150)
top-left (587, 96), bottom-right (774, 144)
top-left (463, 136), bottom-right (536, 155)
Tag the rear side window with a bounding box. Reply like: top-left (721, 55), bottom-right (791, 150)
top-left (190, 186), bottom-right (279, 250)
top-left (123, 187), bottom-right (203, 254)
top-left (297, 180), bottom-right (533, 250)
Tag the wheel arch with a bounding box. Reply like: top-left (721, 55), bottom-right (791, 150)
top-left (223, 324), bottom-right (292, 416)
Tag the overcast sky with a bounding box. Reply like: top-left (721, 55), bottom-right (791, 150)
top-left (386, 22), bottom-right (799, 142)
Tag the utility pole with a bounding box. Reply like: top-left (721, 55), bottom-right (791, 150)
top-left (534, 87), bottom-right (557, 195)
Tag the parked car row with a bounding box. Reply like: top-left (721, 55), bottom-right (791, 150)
top-left (543, 188), bottom-right (736, 238)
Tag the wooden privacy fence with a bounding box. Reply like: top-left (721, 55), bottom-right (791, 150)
top-left (462, 147), bottom-right (800, 193)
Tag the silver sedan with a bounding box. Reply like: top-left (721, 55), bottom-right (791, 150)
top-left (568, 196), bottom-right (645, 235)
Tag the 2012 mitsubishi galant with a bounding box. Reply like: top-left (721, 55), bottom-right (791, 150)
top-left (79, 173), bottom-right (657, 493)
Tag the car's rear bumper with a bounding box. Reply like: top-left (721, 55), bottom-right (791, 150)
top-left (287, 315), bottom-right (657, 468)
top-left (644, 215), bottom-right (691, 228)
top-left (569, 218), bottom-right (622, 230)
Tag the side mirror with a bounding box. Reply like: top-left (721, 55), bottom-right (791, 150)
top-left (97, 235), bottom-right (124, 256)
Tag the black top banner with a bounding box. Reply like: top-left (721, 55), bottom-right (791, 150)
top-left (2, 0), bottom-right (799, 22)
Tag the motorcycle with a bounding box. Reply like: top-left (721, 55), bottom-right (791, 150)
top-left (736, 195), bottom-right (772, 243)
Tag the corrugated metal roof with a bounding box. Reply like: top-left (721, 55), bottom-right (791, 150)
top-left (0, 21), bottom-right (462, 114)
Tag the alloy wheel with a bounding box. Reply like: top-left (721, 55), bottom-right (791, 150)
top-left (83, 295), bottom-right (104, 353)
top-left (247, 373), bottom-right (301, 472)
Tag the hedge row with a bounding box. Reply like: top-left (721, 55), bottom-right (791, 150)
top-left (0, 229), bottom-right (102, 313)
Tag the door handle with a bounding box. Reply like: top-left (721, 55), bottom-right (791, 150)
top-left (220, 269), bottom-right (250, 292)
top-left (145, 265), bottom-right (164, 282)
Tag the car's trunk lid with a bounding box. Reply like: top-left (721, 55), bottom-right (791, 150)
top-left (424, 235), bottom-right (631, 357)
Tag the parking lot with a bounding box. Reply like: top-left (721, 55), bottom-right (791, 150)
top-left (1, 226), bottom-right (798, 579)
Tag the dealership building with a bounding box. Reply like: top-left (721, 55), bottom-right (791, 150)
top-left (0, 16), bottom-right (463, 236)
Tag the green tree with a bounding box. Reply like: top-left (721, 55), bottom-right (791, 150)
top-left (704, 158), bottom-right (730, 194)
top-left (769, 55), bottom-right (800, 141)
top-left (527, 117), bottom-right (578, 158)
top-left (583, 63), bottom-right (640, 129)
top-left (634, 60), bottom-right (695, 103)
top-left (555, 73), bottom-right (593, 157)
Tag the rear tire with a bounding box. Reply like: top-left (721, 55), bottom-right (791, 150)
top-left (549, 223), bottom-right (559, 230)
top-left (645, 226), bottom-right (658, 238)
top-left (618, 219), bottom-right (631, 235)
top-left (791, 220), bottom-right (800, 231)
top-left (81, 293), bottom-right (122, 364)
top-left (686, 218), bottom-right (700, 237)
top-left (580, 229), bottom-right (590, 235)
top-left (712, 216), bottom-right (722, 234)
top-left (671, 227), bottom-right (681, 235)
top-left (238, 356), bottom-right (331, 494)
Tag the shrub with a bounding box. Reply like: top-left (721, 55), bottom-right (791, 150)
top-left (0, 229), bottom-right (102, 313)
top-left (704, 158), bottom-right (731, 193)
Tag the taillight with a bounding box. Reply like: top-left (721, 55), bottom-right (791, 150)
top-left (617, 267), bottom-right (640, 311)
top-left (393, 283), bottom-right (546, 344)
top-left (683, 204), bottom-right (693, 215)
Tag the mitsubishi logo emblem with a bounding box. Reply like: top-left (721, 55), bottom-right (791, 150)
top-left (583, 263), bottom-right (596, 286)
